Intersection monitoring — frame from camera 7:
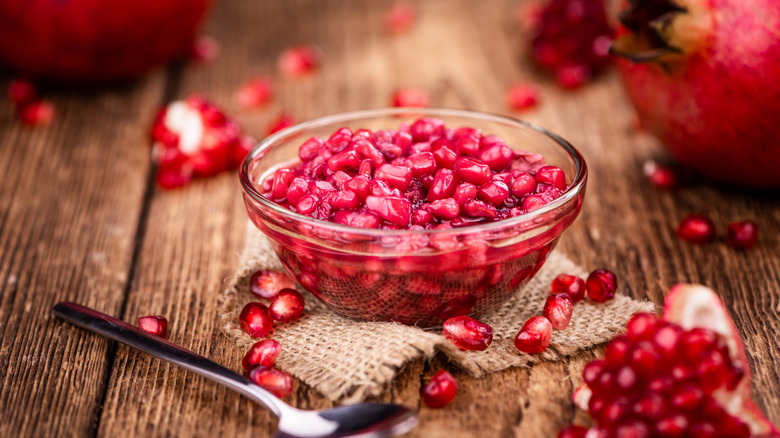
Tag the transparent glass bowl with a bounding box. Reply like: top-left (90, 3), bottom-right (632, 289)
top-left (240, 108), bottom-right (587, 327)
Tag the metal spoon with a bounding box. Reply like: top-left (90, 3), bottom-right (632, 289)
top-left (53, 302), bottom-right (418, 438)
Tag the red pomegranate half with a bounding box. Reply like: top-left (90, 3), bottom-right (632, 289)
top-left (611, 0), bottom-right (780, 188)
top-left (0, 0), bottom-right (212, 83)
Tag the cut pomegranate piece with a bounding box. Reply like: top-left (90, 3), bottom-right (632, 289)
top-left (726, 221), bottom-right (759, 250)
top-left (277, 45), bottom-right (320, 78)
top-left (242, 339), bottom-right (282, 371)
top-left (247, 365), bottom-right (294, 398)
top-left (18, 99), bottom-right (54, 126)
top-left (249, 269), bottom-right (296, 300)
top-left (269, 288), bottom-right (305, 322)
top-left (442, 316), bottom-right (493, 351)
top-left (676, 214), bottom-right (716, 244)
top-left (385, 3), bottom-right (416, 35)
top-left (190, 35), bottom-right (220, 63)
top-left (138, 315), bottom-right (168, 339)
top-left (586, 269), bottom-right (617, 302)
top-left (543, 293), bottom-right (573, 330)
top-left (567, 284), bottom-right (780, 437)
top-left (267, 113), bottom-right (296, 135)
top-left (421, 370), bottom-right (457, 408)
top-left (239, 302), bottom-right (274, 338)
top-left (506, 83), bottom-right (540, 110)
top-left (514, 316), bottom-right (553, 354)
top-left (236, 77), bottom-right (273, 109)
top-left (391, 88), bottom-right (429, 107)
top-left (551, 274), bottom-right (586, 302)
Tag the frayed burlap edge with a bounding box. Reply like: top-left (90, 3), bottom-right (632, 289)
top-left (219, 222), bottom-right (655, 403)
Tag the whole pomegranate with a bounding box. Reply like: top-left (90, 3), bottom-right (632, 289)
top-left (0, 0), bottom-right (212, 83)
top-left (611, 0), bottom-right (780, 188)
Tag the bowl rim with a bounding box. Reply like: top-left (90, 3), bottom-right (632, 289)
top-left (239, 107), bottom-right (587, 236)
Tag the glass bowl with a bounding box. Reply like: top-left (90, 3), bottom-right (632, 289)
top-left (240, 108), bottom-right (587, 327)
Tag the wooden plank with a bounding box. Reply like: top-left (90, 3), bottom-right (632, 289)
top-left (0, 75), bottom-right (166, 435)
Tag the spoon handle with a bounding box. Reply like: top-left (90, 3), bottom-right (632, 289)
top-left (52, 302), bottom-right (285, 417)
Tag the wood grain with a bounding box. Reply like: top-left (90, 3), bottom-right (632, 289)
top-left (0, 0), bottom-right (778, 436)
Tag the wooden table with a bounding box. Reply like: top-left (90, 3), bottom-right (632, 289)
top-left (1, 0), bottom-right (778, 436)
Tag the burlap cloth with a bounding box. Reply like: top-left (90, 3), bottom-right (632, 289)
top-left (219, 222), bottom-right (655, 403)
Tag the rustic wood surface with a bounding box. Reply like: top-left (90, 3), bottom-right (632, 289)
top-left (1, 0), bottom-right (778, 436)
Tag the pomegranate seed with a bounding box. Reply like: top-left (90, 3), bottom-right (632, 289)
top-left (138, 315), bottom-right (168, 339)
top-left (654, 414), bottom-right (689, 437)
top-left (237, 77), bottom-right (273, 109)
top-left (542, 293), bottom-right (574, 330)
top-left (586, 269), bottom-right (617, 302)
top-left (365, 195), bottom-right (411, 226)
top-left (250, 269), bottom-right (296, 299)
top-left (510, 173), bottom-right (537, 198)
top-left (391, 87), bottom-right (429, 107)
top-left (442, 316), bottom-right (493, 351)
top-left (551, 274), bottom-right (586, 302)
top-left (242, 339), bottom-right (282, 371)
top-left (277, 45), bottom-right (320, 78)
top-left (506, 83), bottom-right (540, 110)
top-left (18, 100), bottom-right (54, 126)
top-left (558, 425), bottom-right (588, 438)
top-left (726, 221), bottom-right (758, 250)
top-left (190, 35), bottom-right (220, 62)
top-left (269, 288), bottom-right (305, 322)
top-left (8, 79), bottom-right (37, 106)
top-left (267, 113), bottom-right (296, 135)
top-left (239, 302), bottom-right (274, 338)
top-left (514, 316), bottom-right (553, 354)
top-left (535, 166), bottom-right (566, 190)
top-left (676, 214), bottom-right (716, 244)
top-left (385, 3), bottom-right (416, 34)
top-left (421, 370), bottom-right (457, 408)
top-left (453, 157), bottom-right (492, 185)
top-left (643, 160), bottom-right (678, 190)
top-left (556, 65), bottom-right (592, 89)
top-left (247, 365), bottom-right (293, 398)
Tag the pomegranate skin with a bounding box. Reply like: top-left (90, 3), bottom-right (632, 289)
top-left (0, 0), bottom-right (212, 83)
top-left (615, 0), bottom-right (780, 188)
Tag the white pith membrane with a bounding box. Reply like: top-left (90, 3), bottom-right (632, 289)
top-left (574, 284), bottom-right (778, 436)
top-left (163, 100), bottom-right (205, 156)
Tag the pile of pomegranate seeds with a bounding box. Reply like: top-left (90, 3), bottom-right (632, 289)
top-left (7, 80), bottom-right (54, 126)
top-left (442, 316), bottom-right (493, 351)
top-left (385, 3), bottom-right (416, 35)
top-left (391, 88), bottom-right (429, 107)
top-left (726, 221), bottom-right (759, 250)
top-left (506, 83), bottom-right (540, 110)
top-left (676, 214), bottom-right (716, 244)
top-left (250, 269), bottom-right (296, 299)
top-left (570, 311), bottom-right (754, 437)
top-left (421, 370), bottom-right (458, 408)
top-left (528, 0), bottom-right (613, 88)
top-left (262, 117), bottom-right (566, 230)
top-left (138, 315), bottom-right (168, 339)
top-left (277, 45), bottom-right (320, 78)
top-left (150, 94), bottom-right (254, 188)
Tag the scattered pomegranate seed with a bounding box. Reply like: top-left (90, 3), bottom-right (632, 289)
top-left (543, 293), bottom-right (574, 330)
top-left (586, 269), bottom-right (617, 302)
top-left (247, 365), bottom-right (293, 398)
top-left (249, 269), bottom-right (296, 300)
top-left (239, 302), bottom-right (274, 338)
top-left (442, 316), bottom-right (493, 351)
top-left (138, 315), bottom-right (168, 339)
top-left (385, 3), bottom-right (416, 35)
top-left (557, 425), bottom-right (588, 438)
top-left (242, 339), bottom-right (282, 371)
top-left (514, 316), bottom-right (553, 354)
top-left (421, 370), bottom-right (457, 408)
top-left (391, 87), bottom-right (429, 107)
top-left (236, 77), bottom-right (273, 109)
top-left (8, 79), bottom-right (37, 107)
top-left (18, 100), bottom-right (55, 126)
top-left (726, 221), bottom-right (759, 250)
top-left (643, 160), bottom-right (678, 190)
top-left (267, 113), bottom-right (296, 135)
top-left (190, 35), bottom-right (220, 63)
top-left (277, 45), bottom-right (320, 78)
top-left (506, 83), bottom-right (540, 110)
top-left (551, 274), bottom-right (586, 302)
top-left (676, 214), bottom-right (716, 244)
top-left (269, 288), bottom-right (305, 322)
